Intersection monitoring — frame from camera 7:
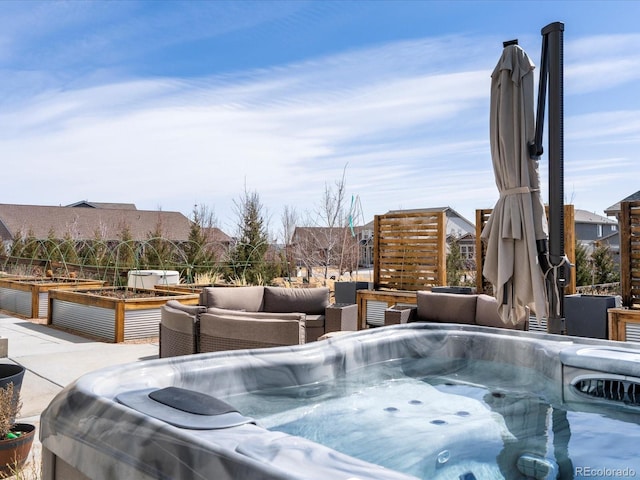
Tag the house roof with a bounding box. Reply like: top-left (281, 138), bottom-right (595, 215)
top-left (202, 227), bottom-right (233, 244)
top-left (604, 190), bottom-right (640, 216)
top-left (383, 206), bottom-right (475, 236)
top-left (0, 203), bottom-right (194, 242)
top-left (66, 201), bottom-right (138, 210)
top-left (574, 209), bottom-right (618, 225)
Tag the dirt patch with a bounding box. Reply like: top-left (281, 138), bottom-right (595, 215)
top-left (82, 289), bottom-right (158, 299)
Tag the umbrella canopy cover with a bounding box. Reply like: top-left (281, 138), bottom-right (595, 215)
top-left (482, 44), bottom-right (548, 325)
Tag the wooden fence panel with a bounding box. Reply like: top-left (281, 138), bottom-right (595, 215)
top-left (475, 205), bottom-right (576, 294)
top-left (475, 209), bottom-right (493, 295)
top-left (373, 211), bottom-right (446, 291)
top-left (620, 200), bottom-right (640, 308)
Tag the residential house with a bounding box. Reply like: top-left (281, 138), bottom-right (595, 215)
top-left (604, 190), bottom-right (640, 219)
top-left (573, 209), bottom-right (619, 267)
top-left (0, 201), bottom-right (232, 255)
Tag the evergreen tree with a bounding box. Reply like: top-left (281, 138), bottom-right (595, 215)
top-left (44, 228), bottom-right (62, 262)
top-left (60, 231), bottom-right (79, 266)
top-left (574, 241), bottom-right (591, 286)
top-left (591, 242), bottom-right (619, 284)
top-left (143, 221), bottom-right (175, 270)
top-left (114, 223), bottom-right (136, 272)
top-left (21, 228), bottom-right (41, 260)
top-left (183, 206), bottom-right (214, 282)
top-left (9, 229), bottom-right (24, 258)
top-left (228, 190), bottom-right (270, 284)
top-left (81, 229), bottom-right (108, 268)
top-left (446, 237), bottom-right (465, 286)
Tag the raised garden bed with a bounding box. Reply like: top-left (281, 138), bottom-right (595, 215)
top-left (154, 283), bottom-right (230, 294)
top-left (48, 287), bottom-right (199, 343)
top-left (0, 277), bottom-right (105, 319)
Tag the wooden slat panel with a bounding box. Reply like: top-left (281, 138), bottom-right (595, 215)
top-left (620, 200), bottom-right (640, 308)
top-left (608, 308), bottom-right (640, 341)
top-left (373, 211), bottom-right (446, 291)
top-left (475, 205), bottom-right (576, 295)
top-left (475, 209), bottom-right (493, 294)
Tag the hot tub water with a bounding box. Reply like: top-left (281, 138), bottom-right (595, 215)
top-left (228, 358), bottom-right (640, 479)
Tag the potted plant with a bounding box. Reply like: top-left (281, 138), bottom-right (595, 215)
top-left (0, 382), bottom-right (35, 477)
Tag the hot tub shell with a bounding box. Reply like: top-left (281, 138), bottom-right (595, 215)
top-left (40, 324), bottom-right (640, 480)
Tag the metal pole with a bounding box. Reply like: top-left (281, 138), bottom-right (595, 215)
top-left (543, 21), bottom-right (566, 334)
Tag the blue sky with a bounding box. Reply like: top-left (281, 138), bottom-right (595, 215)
top-left (2, 1), bottom-right (639, 238)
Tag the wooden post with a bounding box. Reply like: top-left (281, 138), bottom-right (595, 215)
top-left (563, 204), bottom-right (576, 294)
top-left (373, 215), bottom-right (381, 290)
top-left (115, 302), bottom-right (126, 343)
top-left (620, 201), bottom-right (632, 307)
top-left (437, 211), bottom-right (447, 287)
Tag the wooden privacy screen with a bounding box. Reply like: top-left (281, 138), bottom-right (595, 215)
top-left (620, 200), bottom-right (640, 308)
top-left (373, 211), bottom-right (446, 291)
top-left (475, 205), bottom-right (576, 295)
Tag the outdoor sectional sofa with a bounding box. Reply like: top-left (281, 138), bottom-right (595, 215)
top-left (159, 286), bottom-right (358, 357)
top-left (384, 291), bottom-right (529, 330)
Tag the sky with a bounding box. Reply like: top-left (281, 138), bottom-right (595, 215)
top-left (2, 0), bottom-right (639, 239)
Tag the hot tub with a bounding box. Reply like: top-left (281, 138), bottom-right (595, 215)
top-left (40, 324), bottom-right (640, 479)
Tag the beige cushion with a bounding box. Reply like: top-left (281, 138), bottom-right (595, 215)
top-left (303, 314), bottom-right (325, 328)
top-left (263, 287), bottom-right (329, 315)
top-left (475, 294), bottom-right (505, 328)
top-left (416, 291), bottom-right (477, 324)
top-left (200, 286), bottom-right (265, 312)
top-left (206, 307), bottom-right (304, 321)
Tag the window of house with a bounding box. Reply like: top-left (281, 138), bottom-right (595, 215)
top-left (460, 245), bottom-right (474, 260)
top-left (597, 224), bottom-right (603, 237)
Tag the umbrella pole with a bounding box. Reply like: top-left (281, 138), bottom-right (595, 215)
top-left (543, 22), bottom-right (568, 334)
top-left (530, 22), bottom-right (567, 334)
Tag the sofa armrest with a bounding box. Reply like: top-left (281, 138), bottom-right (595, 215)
top-left (159, 301), bottom-right (205, 358)
top-left (325, 303), bottom-right (358, 332)
top-left (384, 305), bottom-right (417, 325)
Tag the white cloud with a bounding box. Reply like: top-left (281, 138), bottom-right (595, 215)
top-left (2, 28), bottom-right (639, 229)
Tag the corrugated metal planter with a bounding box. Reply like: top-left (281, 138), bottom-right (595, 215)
top-left (0, 277), bottom-right (105, 319)
top-left (48, 287), bottom-right (199, 343)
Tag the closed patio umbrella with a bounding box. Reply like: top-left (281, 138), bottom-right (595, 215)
top-left (481, 43), bottom-right (548, 326)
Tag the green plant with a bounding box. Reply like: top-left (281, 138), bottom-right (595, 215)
top-left (227, 190), bottom-right (271, 285)
top-left (591, 242), bottom-right (619, 284)
top-left (446, 237), bottom-right (465, 286)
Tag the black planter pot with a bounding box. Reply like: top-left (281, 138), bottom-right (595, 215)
top-left (0, 364), bottom-right (25, 413)
top-left (334, 281), bottom-right (371, 304)
top-left (0, 364), bottom-right (24, 392)
top-left (564, 294), bottom-right (617, 339)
